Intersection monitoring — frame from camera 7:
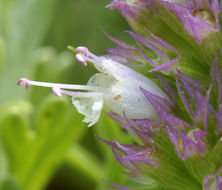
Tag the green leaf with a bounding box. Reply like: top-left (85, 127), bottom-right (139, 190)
top-left (0, 37), bottom-right (3, 72)
top-left (0, 109), bottom-right (31, 173)
top-left (66, 144), bottom-right (103, 183)
top-left (0, 144), bottom-right (10, 184)
top-left (0, 97), bottom-right (87, 190)
top-left (0, 0), bottom-right (60, 104)
top-left (0, 177), bottom-right (21, 190)
top-left (27, 47), bottom-right (73, 105)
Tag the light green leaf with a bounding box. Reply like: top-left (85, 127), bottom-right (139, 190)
top-left (0, 97), bottom-right (87, 190)
top-left (27, 47), bottom-right (73, 105)
top-left (0, 177), bottom-right (21, 190)
top-left (0, 37), bottom-right (4, 72)
top-left (0, 0), bottom-right (59, 104)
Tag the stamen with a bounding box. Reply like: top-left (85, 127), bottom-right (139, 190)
top-left (70, 46), bottom-right (103, 68)
top-left (17, 78), bottom-right (101, 91)
top-left (76, 46), bottom-right (99, 60)
top-left (60, 89), bottom-right (103, 98)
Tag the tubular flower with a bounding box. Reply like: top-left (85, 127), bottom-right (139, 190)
top-left (17, 46), bottom-right (169, 127)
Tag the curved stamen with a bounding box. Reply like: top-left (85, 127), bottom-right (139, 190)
top-left (17, 78), bottom-right (30, 89)
top-left (69, 45), bottom-right (110, 69)
top-left (17, 78), bottom-right (102, 91)
top-left (75, 46), bottom-right (99, 61)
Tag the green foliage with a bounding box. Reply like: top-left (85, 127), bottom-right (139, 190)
top-left (0, 143), bottom-right (20, 190)
top-left (0, 37), bottom-right (3, 72)
top-left (66, 144), bottom-right (103, 183)
top-left (0, 0), bottom-right (60, 104)
top-left (27, 47), bottom-right (74, 105)
top-left (0, 96), bottom-right (131, 190)
top-left (0, 97), bottom-right (87, 190)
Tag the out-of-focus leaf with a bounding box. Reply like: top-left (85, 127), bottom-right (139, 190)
top-left (0, 177), bottom-right (21, 190)
top-left (27, 47), bottom-right (73, 105)
top-left (0, 101), bottom-right (32, 122)
top-left (0, 126), bottom-right (22, 190)
top-left (44, 0), bottom-right (130, 54)
top-left (0, 146), bottom-right (7, 181)
top-left (0, 0), bottom-right (59, 104)
top-left (66, 144), bottom-right (103, 183)
top-left (0, 37), bottom-right (3, 72)
top-left (0, 96), bottom-right (87, 190)
top-left (0, 102), bottom-right (32, 189)
top-left (0, 109), bottom-right (31, 171)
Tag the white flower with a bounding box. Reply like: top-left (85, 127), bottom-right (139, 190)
top-left (18, 46), bottom-right (169, 127)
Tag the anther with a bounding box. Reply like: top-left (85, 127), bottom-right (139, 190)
top-left (75, 54), bottom-right (87, 66)
top-left (76, 46), bottom-right (90, 57)
top-left (17, 78), bottom-right (30, 89)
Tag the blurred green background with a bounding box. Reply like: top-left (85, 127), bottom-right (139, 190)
top-left (0, 0), bottom-right (134, 189)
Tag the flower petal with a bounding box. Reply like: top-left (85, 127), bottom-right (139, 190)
top-left (72, 97), bottom-right (104, 127)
